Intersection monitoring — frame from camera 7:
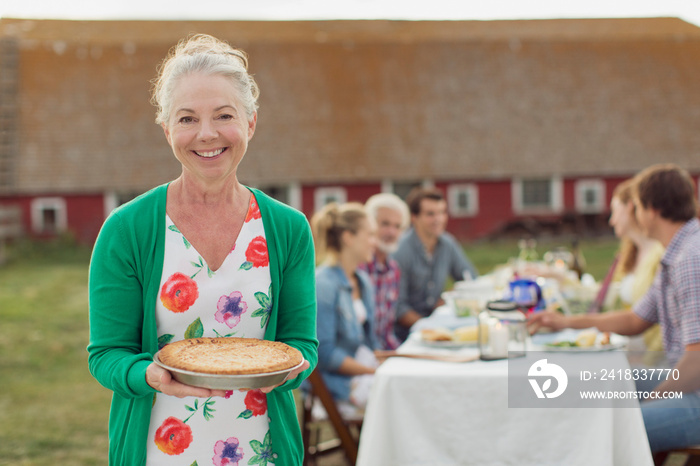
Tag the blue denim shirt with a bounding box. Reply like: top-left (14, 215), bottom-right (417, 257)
top-left (393, 228), bottom-right (479, 341)
top-left (315, 264), bottom-right (378, 401)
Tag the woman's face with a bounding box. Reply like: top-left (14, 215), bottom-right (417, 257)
top-left (162, 72), bottom-right (256, 185)
top-left (343, 218), bottom-right (377, 265)
top-left (608, 196), bottom-right (636, 238)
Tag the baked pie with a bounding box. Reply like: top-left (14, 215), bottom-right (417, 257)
top-left (158, 337), bottom-right (303, 375)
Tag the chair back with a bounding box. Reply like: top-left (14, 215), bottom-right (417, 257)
top-left (302, 369), bottom-right (361, 465)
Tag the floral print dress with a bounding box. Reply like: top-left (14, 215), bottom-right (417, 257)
top-left (146, 194), bottom-right (276, 466)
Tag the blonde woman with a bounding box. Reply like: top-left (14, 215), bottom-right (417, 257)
top-left (609, 179), bottom-right (665, 309)
top-left (311, 202), bottom-right (379, 414)
top-left (88, 34), bottom-right (317, 465)
top-left (607, 178), bottom-right (664, 352)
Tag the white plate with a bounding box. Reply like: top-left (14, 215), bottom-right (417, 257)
top-left (153, 352), bottom-right (305, 390)
top-left (539, 342), bottom-right (626, 352)
top-left (411, 315), bottom-right (478, 332)
top-left (532, 329), bottom-right (627, 352)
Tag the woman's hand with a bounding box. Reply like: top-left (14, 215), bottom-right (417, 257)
top-left (255, 359), bottom-right (311, 394)
top-left (146, 362), bottom-right (228, 398)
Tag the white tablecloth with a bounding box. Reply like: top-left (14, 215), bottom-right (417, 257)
top-left (357, 339), bottom-right (654, 466)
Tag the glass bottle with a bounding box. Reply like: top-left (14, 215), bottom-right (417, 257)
top-left (571, 238), bottom-right (586, 280)
top-left (478, 300), bottom-right (528, 360)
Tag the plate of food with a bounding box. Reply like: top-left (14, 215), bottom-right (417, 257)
top-left (533, 329), bottom-right (626, 352)
top-left (415, 326), bottom-right (479, 348)
top-left (153, 337), bottom-right (305, 390)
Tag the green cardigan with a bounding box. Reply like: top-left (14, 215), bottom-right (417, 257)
top-left (87, 184), bottom-right (318, 465)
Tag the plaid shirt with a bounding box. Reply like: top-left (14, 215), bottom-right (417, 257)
top-left (634, 218), bottom-right (700, 365)
top-left (360, 257), bottom-right (401, 350)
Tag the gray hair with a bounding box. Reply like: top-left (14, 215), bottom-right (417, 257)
top-left (151, 34), bottom-right (260, 125)
top-left (365, 193), bottom-right (410, 230)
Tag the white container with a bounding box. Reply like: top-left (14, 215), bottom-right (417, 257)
top-left (478, 300), bottom-right (528, 361)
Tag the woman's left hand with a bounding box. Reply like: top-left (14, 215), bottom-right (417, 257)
top-left (146, 362), bottom-right (229, 398)
top-left (253, 359), bottom-right (310, 394)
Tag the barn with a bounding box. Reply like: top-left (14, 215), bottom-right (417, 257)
top-left (1, 17), bottom-right (699, 243)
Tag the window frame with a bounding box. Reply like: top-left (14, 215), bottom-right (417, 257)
top-left (511, 176), bottom-right (563, 214)
top-left (314, 186), bottom-right (347, 212)
top-left (447, 183), bottom-right (479, 218)
top-left (30, 197), bottom-right (67, 234)
top-left (574, 179), bottom-right (606, 214)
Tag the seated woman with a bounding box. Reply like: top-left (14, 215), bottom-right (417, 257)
top-left (606, 178), bottom-right (665, 352)
top-left (311, 202), bottom-right (379, 416)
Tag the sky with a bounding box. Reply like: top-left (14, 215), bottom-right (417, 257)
top-left (1, 0), bottom-right (700, 26)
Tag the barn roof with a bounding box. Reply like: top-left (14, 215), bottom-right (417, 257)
top-left (1, 17), bottom-right (699, 194)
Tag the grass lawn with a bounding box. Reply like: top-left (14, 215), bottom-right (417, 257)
top-left (0, 241), bottom-right (111, 465)
top-left (0, 236), bottom-right (619, 464)
top-left (465, 237), bottom-right (619, 280)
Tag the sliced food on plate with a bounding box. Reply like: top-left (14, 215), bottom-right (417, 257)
top-left (545, 330), bottom-right (611, 348)
top-left (420, 325), bottom-right (478, 344)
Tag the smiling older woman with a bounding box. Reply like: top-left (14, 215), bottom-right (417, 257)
top-left (87, 34), bottom-right (318, 466)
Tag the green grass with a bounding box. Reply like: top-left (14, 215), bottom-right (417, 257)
top-left (465, 237), bottom-right (619, 281)
top-left (0, 237), bottom-right (618, 464)
top-left (0, 240), bottom-right (111, 466)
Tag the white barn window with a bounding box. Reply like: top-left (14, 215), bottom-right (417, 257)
top-left (31, 197), bottom-right (67, 234)
top-left (251, 183), bottom-right (302, 211)
top-left (512, 177), bottom-right (563, 214)
top-left (392, 181), bottom-right (422, 200)
top-left (314, 187), bottom-right (347, 212)
top-left (447, 183), bottom-right (479, 217)
top-left (575, 179), bottom-right (606, 213)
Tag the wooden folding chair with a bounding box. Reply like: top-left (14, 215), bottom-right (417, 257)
top-left (301, 369), bottom-right (363, 465)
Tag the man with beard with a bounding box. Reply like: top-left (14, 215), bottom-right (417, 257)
top-left (360, 193), bottom-right (410, 350)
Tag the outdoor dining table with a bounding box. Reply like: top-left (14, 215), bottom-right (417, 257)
top-left (356, 310), bottom-right (654, 466)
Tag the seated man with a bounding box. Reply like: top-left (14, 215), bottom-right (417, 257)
top-left (360, 193), bottom-right (410, 350)
top-left (393, 187), bottom-right (479, 342)
top-left (529, 164), bottom-right (700, 455)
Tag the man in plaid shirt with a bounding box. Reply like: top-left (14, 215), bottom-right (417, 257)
top-left (529, 164), bottom-right (700, 456)
top-left (360, 193), bottom-right (410, 350)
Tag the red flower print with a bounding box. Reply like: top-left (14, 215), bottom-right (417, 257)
top-left (245, 197), bottom-right (262, 223)
top-left (240, 236), bottom-right (268, 270)
top-left (160, 272), bottom-right (199, 313)
top-left (154, 416), bottom-right (193, 455)
top-left (238, 389), bottom-right (267, 419)
top-left (245, 389), bottom-right (268, 416)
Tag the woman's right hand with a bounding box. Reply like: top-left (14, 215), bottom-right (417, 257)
top-left (527, 310), bottom-right (570, 335)
top-left (146, 362), bottom-right (228, 398)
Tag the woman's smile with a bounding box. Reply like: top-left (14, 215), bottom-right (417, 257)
top-left (193, 147), bottom-right (227, 159)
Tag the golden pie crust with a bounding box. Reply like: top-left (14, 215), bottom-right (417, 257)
top-left (158, 337), bottom-right (303, 375)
